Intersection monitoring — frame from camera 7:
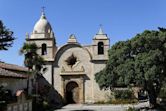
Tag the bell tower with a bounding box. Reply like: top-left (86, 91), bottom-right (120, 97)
top-left (92, 25), bottom-right (110, 61)
top-left (26, 10), bottom-right (56, 62)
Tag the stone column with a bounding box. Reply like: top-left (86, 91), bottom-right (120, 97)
top-left (79, 77), bottom-right (84, 103)
top-left (61, 77), bottom-right (65, 99)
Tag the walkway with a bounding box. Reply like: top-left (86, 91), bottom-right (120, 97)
top-left (55, 101), bottom-right (149, 111)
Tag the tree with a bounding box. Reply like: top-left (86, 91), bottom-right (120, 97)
top-left (20, 43), bottom-right (46, 111)
top-left (0, 20), bottom-right (15, 50)
top-left (0, 86), bottom-right (12, 111)
top-left (20, 43), bottom-right (46, 93)
top-left (20, 43), bottom-right (45, 71)
top-left (95, 28), bottom-right (166, 108)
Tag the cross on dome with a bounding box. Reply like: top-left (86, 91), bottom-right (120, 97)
top-left (41, 6), bottom-right (45, 15)
top-left (30, 7), bottom-right (54, 39)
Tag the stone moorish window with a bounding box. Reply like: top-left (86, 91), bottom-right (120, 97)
top-left (98, 42), bottom-right (104, 55)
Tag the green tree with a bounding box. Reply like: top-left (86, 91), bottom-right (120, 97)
top-left (20, 43), bottom-right (45, 93)
top-left (0, 20), bottom-right (15, 50)
top-left (20, 43), bottom-right (46, 111)
top-left (20, 43), bottom-right (45, 71)
top-left (95, 28), bottom-right (166, 108)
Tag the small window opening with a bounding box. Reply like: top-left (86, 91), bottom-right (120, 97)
top-left (42, 43), bottom-right (47, 55)
top-left (98, 42), bottom-right (104, 55)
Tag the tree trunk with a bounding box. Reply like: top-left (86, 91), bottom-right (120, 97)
top-left (148, 90), bottom-right (157, 108)
top-left (27, 76), bottom-right (29, 94)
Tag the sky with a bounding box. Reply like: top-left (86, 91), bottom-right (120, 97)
top-left (0, 0), bottom-right (166, 66)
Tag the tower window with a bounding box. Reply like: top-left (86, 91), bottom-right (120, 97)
top-left (98, 42), bottom-right (104, 55)
top-left (42, 43), bottom-right (47, 55)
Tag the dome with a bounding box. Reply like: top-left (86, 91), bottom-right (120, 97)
top-left (33, 12), bottom-right (52, 34)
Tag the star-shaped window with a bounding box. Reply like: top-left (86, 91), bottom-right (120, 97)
top-left (65, 54), bottom-right (77, 67)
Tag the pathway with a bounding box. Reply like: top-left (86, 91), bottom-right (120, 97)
top-left (55, 101), bottom-right (149, 111)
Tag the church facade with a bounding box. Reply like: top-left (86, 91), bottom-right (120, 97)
top-left (26, 12), bottom-right (110, 104)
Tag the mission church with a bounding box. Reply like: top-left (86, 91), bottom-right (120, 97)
top-left (25, 11), bottom-right (110, 104)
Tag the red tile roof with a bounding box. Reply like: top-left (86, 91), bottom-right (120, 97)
top-left (0, 68), bottom-right (28, 78)
top-left (0, 62), bottom-right (28, 72)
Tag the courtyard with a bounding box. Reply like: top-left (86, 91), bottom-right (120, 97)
top-left (55, 102), bottom-right (149, 111)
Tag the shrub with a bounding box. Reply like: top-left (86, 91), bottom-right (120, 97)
top-left (114, 89), bottom-right (135, 100)
top-left (0, 86), bottom-right (13, 111)
top-left (94, 101), bottom-right (106, 104)
top-left (159, 87), bottom-right (166, 99)
top-left (95, 99), bottom-right (138, 104)
top-left (126, 107), bottom-right (138, 111)
top-left (95, 89), bottom-right (138, 105)
top-left (109, 99), bottom-right (138, 104)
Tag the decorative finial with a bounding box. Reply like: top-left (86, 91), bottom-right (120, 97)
top-left (69, 34), bottom-right (76, 39)
top-left (68, 34), bottom-right (77, 43)
top-left (97, 24), bottom-right (104, 35)
top-left (26, 32), bottom-right (29, 39)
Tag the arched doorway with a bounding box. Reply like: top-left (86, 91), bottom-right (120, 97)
top-left (66, 81), bottom-right (79, 104)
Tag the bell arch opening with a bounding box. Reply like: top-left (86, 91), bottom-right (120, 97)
top-left (41, 43), bottom-right (47, 55)
top-left (65, 81), bottom-right (79, 104)
top-left (98, 42), bottom-right (104, 55)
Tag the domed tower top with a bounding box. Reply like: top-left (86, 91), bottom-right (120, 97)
top-left (30, 10), bottom-right (55, 39)
top-left (27, 9), bottom-right (57, 62)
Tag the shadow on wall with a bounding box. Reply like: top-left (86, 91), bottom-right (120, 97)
top-left (36, 75), bottom-right (64, 109)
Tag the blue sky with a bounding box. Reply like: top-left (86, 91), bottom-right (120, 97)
top-left (0, 0), bottom-right (166, 66)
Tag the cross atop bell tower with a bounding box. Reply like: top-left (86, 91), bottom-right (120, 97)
top-left (92, 25), bottom-right (110, 60)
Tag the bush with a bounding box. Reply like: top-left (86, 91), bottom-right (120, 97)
top-left (95, 99), bottom-right (138, 104)
top-left (159, 87), bottom-right (166, 99)
top-left (0, 86), bottom-right (13, 111)
top-left (109, 99), bottom-right (138, 104)
top-left (114, 89), bottom-right (135, 100)
top-left (126, 107), bottom-right (138, 111)
top-left (0, 101), bottom-right (6, 111)
top-left (95, 89), bottom-right (138, 105)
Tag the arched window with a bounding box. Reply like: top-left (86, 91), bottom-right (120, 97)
top-left (41, 43), bottom-right (47, 55)
top-left (98, 42), bottom-right (104, 55)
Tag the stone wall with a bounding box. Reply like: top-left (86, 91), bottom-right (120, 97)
top-left (7, 100), bottom-right (32, 111)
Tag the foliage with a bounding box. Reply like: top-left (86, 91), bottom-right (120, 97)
top-left (159, 85), bottom-right (166, 98)
top-left (114, 89), bottom-right (135, 100)
top-left (20, 43), bottom-right (45, 72)
top-left (0, 20), bottom-right (15, 50)
top-left (20, 43), bottom-right (49, 111)
top-left (95, 99), bottom-right (138, 104)
top-left (126, 107), bottom-right (138, 111)
top-left (0, 86), bottom-right (13, 111)
top-left (95, 28), bottom-right (166, 107)
top-left (0, 86), bottom-right (6, 111)
top-left (94, 101), bottom-right (106, 104)
top-left (0, 86), bottom-right (13, 103)
top-left (110, 99), bottom-right (138, 104)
